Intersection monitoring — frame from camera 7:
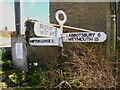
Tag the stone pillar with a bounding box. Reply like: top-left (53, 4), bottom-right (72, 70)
top-left (25, 20), bottom-right (59, 68)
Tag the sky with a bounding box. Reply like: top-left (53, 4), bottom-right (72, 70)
top-left (0, 0), bottom-right (49, 32)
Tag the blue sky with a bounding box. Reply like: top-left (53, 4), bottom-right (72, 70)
top-left (23, 2), bottom-right (49, 22)
top-left (0, 0), bottom-right (49, 31)
top-left (10, 0), bottom-right (49, 22)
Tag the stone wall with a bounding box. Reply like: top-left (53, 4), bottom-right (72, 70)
top-left (50, 2), bottom-right (114, 52)
top-left (50, 2), bottom-right (107, 31)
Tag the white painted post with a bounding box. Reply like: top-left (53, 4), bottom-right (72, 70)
top-left (55, 10), bottom-right (67, 65)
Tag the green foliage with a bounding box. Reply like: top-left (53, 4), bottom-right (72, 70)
top-left (0, 70), bottom-right (4, 74)
top-left (39, 69), bottom-right (83, 89)
top-left (2, 60), bottom-right (13, 71)
top-left (0, 50), bottom-right (2, 59)
top-left (2, 44), bottom-right (116, 88)
top-left (8, 73), bottom-right (20, 84)
top-left (0, 48), bottom-right (12, 61)
top-left (28, 65), bottom-right (47, 87)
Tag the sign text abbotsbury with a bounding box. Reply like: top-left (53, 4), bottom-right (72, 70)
top-left (62, 32), bottom-right (107, 42)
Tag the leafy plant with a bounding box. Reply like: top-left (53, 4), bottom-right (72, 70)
top-left (8, 73), bottom-right (20, 84)
top-left (2, 60), bottom-right (13, 71)
top-left (28, 65), bottom-right (47, 87)
top-left (0, 49), bottom-right (2, 59)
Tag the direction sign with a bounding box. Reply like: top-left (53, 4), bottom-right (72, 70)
top-left (34, 22), bottom-right (62, 37)
top-left (62, 32), bottom-right (107, 42)
top-left (29, 37), bottom-right (60, 46)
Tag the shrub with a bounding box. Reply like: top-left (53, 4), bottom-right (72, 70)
top-left (38, 44), bottom-right (116, 88)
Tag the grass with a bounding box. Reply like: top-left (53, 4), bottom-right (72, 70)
top-left (25, 44), bottom-right (115, 88)
top-left (0, 70), bottom-right (4, 74)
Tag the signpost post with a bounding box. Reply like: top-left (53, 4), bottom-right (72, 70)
top-left (14, 0), bottom-right (21, 36)
top-left (12, 0), bottom-right (28, 72)
top-left (55, 10), bottom-right (67, 65)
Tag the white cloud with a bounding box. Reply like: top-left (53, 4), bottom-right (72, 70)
top-left (26, 0), bottom-right (36, 10)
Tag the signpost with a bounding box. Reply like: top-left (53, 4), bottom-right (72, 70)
top-left (29, 37), bottom-right (60, 46)
top-left (55, 10), bottom-right (67, 64)
top-left (62, 32), bottom-right (107, 42)
top-left (31, 10), bottom-right (107, 68)
top-left (25, 10), bottom-right (108, 70)
top-left (34, 22), bottom-right (62, 37)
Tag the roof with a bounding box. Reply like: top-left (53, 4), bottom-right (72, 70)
top-left (0, 31), bottom-right (13, 37)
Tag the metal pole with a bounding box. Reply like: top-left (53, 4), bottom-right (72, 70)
top-left (110, 1), bottom-right (119, 88)
top-left (14, 0), bottom-right (21, 36)
top-left (115, 1), bottom-right (119, 89)
top-left (115, 1), bottom-right (119, 50)
top-left (58, 26), bottom-right (63, 67)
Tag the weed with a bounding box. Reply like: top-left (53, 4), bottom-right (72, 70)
top-left (8, 73), bottom-right (20, 84)
top-left (38, 44), bottom-right (116, 88)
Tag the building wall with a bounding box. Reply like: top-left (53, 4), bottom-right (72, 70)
top-left (0, 31), bottom-right (12, 47)
top-left (50, 2), bottom-right (107, 31)
top-left (50, 2), bottom-right (114, 52)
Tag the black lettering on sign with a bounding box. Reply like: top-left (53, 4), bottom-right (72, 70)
top-left (41, 39), bottom-right (50, 43)
top-left (74, 37), bottom-right (81, 41)
top-left (33, 40), bottom-right (37, 43)
top-left (89, 33), bottom-right (95, 37)
top-left (95, 37), bottom-right (99, 41)
top-left (40, 23), bottom-right (52, 31)
top-left (68, 38), bottom-right (74, 41)
top-left (82, 33), bottom-right (88, 37)
top-left (54, 28), bottom-right (57, 37)
top-left (68, 33), bottom-right (96, 38)
top-left (48, 39), bottom-right (50, 43)
top-left (40, 30), bottom-right (48, 35)
top-left (89, 37), bottom-right (93, 41)
top-left (51, 39), bottom-right (55, 43)
top-left (40, 23), bottom-right (43, 28)
top-left (30, 39), bottom-right (53, 44)
top-left (68, 37), bottom-right (94, 42)
top-left (29, 40), bottom-right (34, 43)
top-left (97, 33), bottom-right (101, 37)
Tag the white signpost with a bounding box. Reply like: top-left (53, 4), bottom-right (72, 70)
top-left (62, 32), bottom-right (107, 42)
top-left (28, 10), bottom-right (107, 68)
top-left (34, 22), bottom-right (62, 37)
top-left (55, 10), bottom-right (67, 63)
top-left (29, 37), bottom-right (60, 46)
